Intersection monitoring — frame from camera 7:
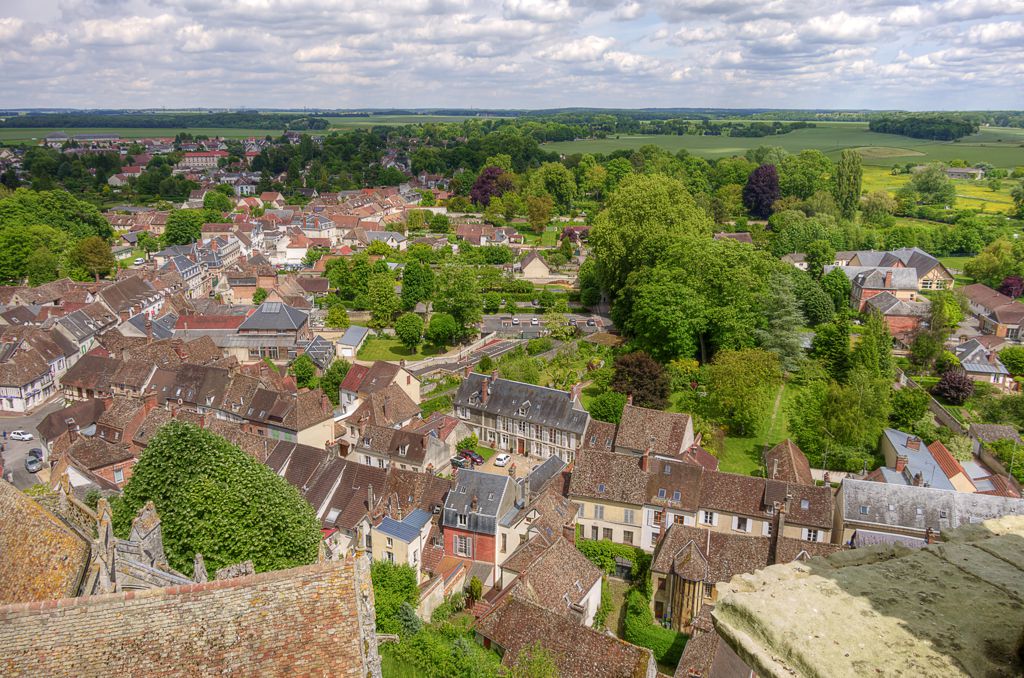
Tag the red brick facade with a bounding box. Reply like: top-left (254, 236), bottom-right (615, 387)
top-left (444, 526), bottom-right (496, 564)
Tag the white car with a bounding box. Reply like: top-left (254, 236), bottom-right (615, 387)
top-left (531, 317), bottom-right (539, 326)
top-left (9, 430), bottom-right (33, 441)
top-left (494, 453), bottom-right (511, 467)
top-left (134, 257), bottom-right (146, 266)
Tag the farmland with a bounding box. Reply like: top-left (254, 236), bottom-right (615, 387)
top-left (542, 121), bottom-right (1024, 168)
top-left (862, 165), bottom-right (1018, 213)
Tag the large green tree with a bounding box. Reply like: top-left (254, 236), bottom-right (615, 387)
top-left (394, 312), bottom-right (424, 351)
top-left (833, 149), bottom-right (863, 220)
top-left (367, 272), bottom-right (401, 329)
top-left (0, 187), bottom-right (111, 240)
top-left (400, 260), bottom-right (435, 311)
top-left (112, 422), bottom-right (321, 575)
top-left (319, 358), bottom-right (351, 406)
top-left (703, 348), bottom-right (782, 435)
top-left (589, 173), bottom-right (712, 298)
top-left (433, 265), bottom-right (482, 334)
top-left (755, 273), bottom-right (806, 372)
top-left (71, 236), bottom-right (116, 281)
top-left (779, 150), bottom-right (833, 200)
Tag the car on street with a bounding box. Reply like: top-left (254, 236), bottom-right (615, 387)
top-left (511, 317), bottom-right (520, 326)
top-left (459, 449), bottom-right (485, 465)
top-left (24, 448), bottom-right (43, 474)
top-left (494, 453), bottom-right (511, 467)
top-left (586, 318), bottom-right (596, 327)
top-left (134, 257), bottom-right (146, 266)
top-left (10, 430), bottom-right (33, 441)
top-left (451, 456), bottom-right (469, 469)
top-left (531, 317), bottom-right (539, 325)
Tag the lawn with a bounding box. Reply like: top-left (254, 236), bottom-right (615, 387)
top-left (543, 122), bottom-right (1024, 168)
top-left (863, 165), bottom-right (1018, 214)
top-left (380, 650), bottom-right (424, 678)
top-left (603, 578), bottom-right (632, 637)
top-left (356, 337), bottom-right (447, 362)
top-left (718, 384), bottom-right (792, 476)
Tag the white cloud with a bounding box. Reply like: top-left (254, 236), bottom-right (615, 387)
top-left (541, 35), bottom-right (616, 62)
top-left (0, 17), bottom-right (24, 42)
top-left (803, 12), bottom-right (882, 42)
top-left (502, 0), bottom-right (575, 22)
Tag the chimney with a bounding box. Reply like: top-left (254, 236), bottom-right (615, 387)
top-left (470, 494), bottom-right (479, 512)
top-left (925, 527), bottom-right (938, 544)
top-left (144, 316), bottom-right (153, 343)
top-left (772, 458), bottom-right (779, 480)
top-left (913, 472), bottom-right (924, 487)
top-left (823, 471), bottom-right (831, 485)
top-left (884, 271), bottom-right (893, 288)
top-left (626, 393), bottom-right (633, 406)
top-left (895, 455), bottom-right (908, 472)
top-left (562, 522), bottom-right (576, 544)
top-left (367, 484), bottom-right (375, 517)
top-left (570, 382), bottom-right (582, 402)
top-left (769, 498), bottom-right (788, 564)
top-left (906, 437), bottom-right (920, 451)
top-left (481, 377), bottom-right (490, 405)
top-left (463, 364), bottom-right (471, 378)
top-left (640, 447), bottom-right (650, 473)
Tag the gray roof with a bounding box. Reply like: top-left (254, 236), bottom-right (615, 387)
top-left (453, 373), bottom-right (590, 435)
top-left (338, 325), bottom-right (370, 347)
top-left (375, 508), bottom-right (432, 543)
top-left (851, 267), bottom-right (919, 291)
top-left (955, 339), bottom-right (1009, 375)
top-left (442, 469), bottom-right (514, 535)
top-left (239, 302), bottom-right (307, 332)
top-left (529, 456), bottom-right (567, 494)
top-left (365, 231), bottom-right (406, 244)
top-left (303, 335), bottom-right (333, 370)
top-left (969, 424), bottom-right (1022, 445)
top-left (866, 292), bottom-right (931, 318)
top-left (881, 428), bottom-right (954, 491)
top-left (126, 312), bottom-right (176, 340)
top-left (840, 478), bottom-right (1024, 535)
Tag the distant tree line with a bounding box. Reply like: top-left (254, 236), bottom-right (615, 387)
top-left (0, 112), bottom-right (330, 130)
top-left (868, 114), bottom-right (979, 141)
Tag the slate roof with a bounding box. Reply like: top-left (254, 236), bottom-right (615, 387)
top-left (0, 479), bottom-right (91, 605)
top-left (866, 291), bottom-right (931, 317)
top-left (850, 267), bottom-right (919, 291)
top-left (840, 478), bottom-right (1024, 534)
top-left (969, 423), bottom-right (1022, 445)
top-left (338, 324), bottom-right (370, 347)
top-left (303, 335), bottom-right (334, 370)
top-left (454, 373), bottom-right (590, 435)
top-left (375, 508), bottom-right (432, 543)
top-left (239, 301), bottom-right (307, 331)
top-left (476, 598), bottom-right (654, 678)
top-left (0, 560), bottom-right (373, 677)
top-left (442, 468), bottom-right (515, 535)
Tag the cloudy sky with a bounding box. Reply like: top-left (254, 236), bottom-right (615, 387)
top-left (1, 0), bottom-right (1022, 110)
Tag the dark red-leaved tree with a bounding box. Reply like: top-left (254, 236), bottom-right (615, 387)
top-left (470, 166), bottom-right (512, 207)
top-left (931, 369), bottom-right (974, 405)
top-left (610, 351), bottom-right (670, 409)
top-left (742, 164), bottom-right (780, 219)
top-left (1000, 275), bottom-right (1024, 298)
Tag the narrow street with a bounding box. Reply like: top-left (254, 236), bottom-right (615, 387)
top-left (0, 398), bottom-right (66, 489)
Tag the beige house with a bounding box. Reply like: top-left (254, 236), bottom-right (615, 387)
top-left (371, 508), bottom-right (434, 583)
top-left (519, 251), bottom-right (552, 280)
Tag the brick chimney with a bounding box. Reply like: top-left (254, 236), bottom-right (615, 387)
top-left (481, 377), bottom-right (490, 405)
top-left (366, 484), bottom-right (375, 517)
top-left (925, 527), bottom-right (938, 544)
top-left (626, 393), bottom-right (633, 406)
top-left (144, 316), bottom-right (153, 343)
top-left (769, 497), bottom-right (789, 564)
top-left (470, 494), bottom-right (479, 512)
top-left (562, 522), bottom-right (576, 544)
top-left (906, 437), bottom-right (920, 451)
top-left (641, 446), bottom-right (651, 472)
top-left (884, 271), bottom-right (893, 288)
top-left (895, 455), bottom-right (908, 472)
top-left (569, 382), bottom-right (582, 401)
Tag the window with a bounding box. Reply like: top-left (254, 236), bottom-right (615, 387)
top-left (377, 458), bottom-right (386, 468)
top-left (735, 517), bottom-right (749, 532)
top-left (765, 522), bottom-right (773, 537)
top-left (704, 583), bottom-right (714, 598)
top-left (594, 505), bottom-right (604, 520)
top-left (674, 514), bottom-right (686, 526)
top-left (654, 511), bottom-right (664, 526)
top-left (457, 514), bottom-right (467, 527)
top-left (385, 552), bottom-right (394, 563)
top-left (702, 511), bottom-right (715, 526)
top-left (412, 549), bottom-right (418, 564)
top-left (916, 507), bottom-right (924, 516)
top-left (623, 509), bottom-right (635, 525)
top-left (591, 526), bottom-right (598, 540)
top-left (363, 455), bottom-right (372, 465)
top-left (597, 483), bottom-right (606, 493)
top-left (672, 490), bottom-right (681, 502)
top-left (501, 533), bottom-right (507, 553)
top-left (454, 535), bottom-right (472, 557)
top-left (940, 510), bottom-right (948, 519)
top-left (663, 464), bottom-right (671, 475)
top-left (602, 528), bottom-right (613, 541)
top-left (657, 488), bottom-right (666, 499)
top-left (386, 537), bottom-right (393, 547)
top-left (113, 468), bottom-right (124, 484)
top-left (800, 499), bottom-right (810, 510)
top-left (859, 505), bottom-right (870, 515)
top-left (623, 530), bottom-right (634, 545)
top-left (658, 577), bottom-right (666, 591)
top-left (805, 529), bottom-right (819, 542)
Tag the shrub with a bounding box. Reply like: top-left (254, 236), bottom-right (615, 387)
top-left (592, 578), bottom-right (613, 630)
top-left (576, 540), bottom-right (651, 585)
top-left (932, 369), bottom-right (974, 405)
top-left (622, 589), bottom-right (688, 666)
top-left (371, 561), bottom-right (419, 635)
top-left (587, 391), bottom-right (627, 424)
top-left (397, 601), bottom-right (423, 636)
top-left (477, 354), bottom-right (494, 372)
top-left (421, 394), bottom-right (452, 417)
top-left (456, 434), bottom-right (478, 453)
top-left (526, 337), bottom-right (553, 355)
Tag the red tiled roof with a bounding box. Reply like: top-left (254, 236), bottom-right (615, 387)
top-left (927, 441), bottom-right (967, 483)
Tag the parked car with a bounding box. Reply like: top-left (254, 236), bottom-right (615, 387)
top-left (459, 449), bottom-right (485, 465)
top-left (133, 257), bottom-right (146, 266)
top-left (10, 430), bottom-right (33, 441)
top-left (450, 456), bottom-right (469, 469)
top-left (511, 317), bottom-right (520, 326)
top-left (24, 449), bottom-right (43, 474)
top-left (494, 453), bottom-right (511, 467)
top-left (531, 317), bottom-right (539, 326)
top-left (586, 318), bottom-right (596, 327)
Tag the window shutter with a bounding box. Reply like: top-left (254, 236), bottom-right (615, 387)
top-left (731, 516), bottom-right (739, 531)
top-left (762, 522), bottom-right (771, 536)
top-left (712, 512), bottom-right (719, 527)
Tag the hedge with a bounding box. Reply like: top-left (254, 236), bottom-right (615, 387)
top-left (576, 539), bottom-right (652, 582)
top-left (592, 577), bottom-right (613, 630)
top-left (623, 589), bottom-right (687, 666)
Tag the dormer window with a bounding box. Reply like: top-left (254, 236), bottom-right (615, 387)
top-left (597, 483), bottom-right (605, 493)
top-left (800, 499), bottom-right (810, 510)
top-left (672, 491), bottom-right (681, 502)
top-left (663, 464), bottom-right (671, 475)
top-left (657, 488), bottom-right (666, 499)
top-left (457, 514), bottom-right (467, 527)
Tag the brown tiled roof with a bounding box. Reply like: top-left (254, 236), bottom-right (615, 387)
top-left (476, 597), bottom-right (653, 678)
top-left (927, 441), bottom-right (968, 483)
top-left (0, 349), bottom-right (50, 387)
top-left (0, 559), bottom-right (373, 677)
top-left (67, 437), bottom-right (134, 470)
top-left (616, 404), bottom-right (691, 455)
top-left (378, 466), bottom-right (450, 517)
top-left (699, 473), bottom-right (833, 529)
top-left (501, 533), bottom-right (554, 575)
top-left (969, 423), bottom-right (1022, 445)
top-left (110, 360), bottom-right (155, 390)
top-left (352, 383), bottom-right (420, 428)
top-left (674, 630), bottom-right (751, 678)
top-left (568, 450), bottom-right (647, 505)
top-left (97, 396), bottom-right (142, 429)
top-left (764, 439), bottom-right (814, 486)
top-left (405, 412), bottom-right (461, 441)
top-left (646, 457), bottom-right (705, 511)
top-left (342, 360), bottom-right (401, 395)
top-left (580, 419), bottom-right (616, 453)
top-left (61, 354), bottom-right (123, 392)
top-left (38, 399), bottom-right (108, 444)
top-left (182, 335), bottom-right (223, 365)
top-left (132, 408), bottom-right (173, 447)
top-left (503, 536), bottom-right (602, 616)
top-left (295, 389), bottom-right (333, 431)
top-left (0, 480), bottom-right (91, 605)
top-left (680, 445), bottom-right (720, 471)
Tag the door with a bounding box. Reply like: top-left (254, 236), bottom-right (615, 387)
top-left (517, 438), bottom-right (525, 454)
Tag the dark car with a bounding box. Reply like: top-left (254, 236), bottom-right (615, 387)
top-left (459, 449), bottom-right (485, 465)
top-left (24, 449), bottom-right (44, 474)
top-left (450, 456), bottom-right (469, 469)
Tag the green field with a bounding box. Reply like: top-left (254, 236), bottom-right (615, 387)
top-left (356, 336), bottom-right (446, 361)
top-left (862, 165), bottom-right (1017, 213)
top-left (542, 122), bottom-right (1024, 168)
top-left (324, 114), bottom-right (497, 128)
top-left (716, 383), bottom-right (792, 476)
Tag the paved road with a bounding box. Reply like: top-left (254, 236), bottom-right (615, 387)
top-left (410, 339), bottom-right (523, 378)
top-left (0, 398), bottom-right (65, 489)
